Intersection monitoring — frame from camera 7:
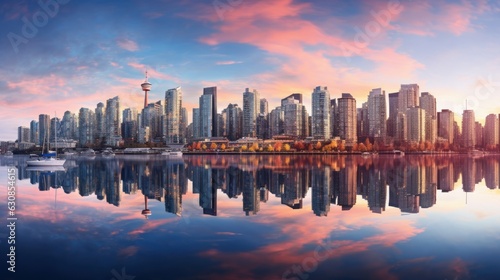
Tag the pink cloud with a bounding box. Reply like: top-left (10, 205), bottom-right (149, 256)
top-left (117, 38), bottom-right (139, 52)
top-left (187, 0), bottom-right (425, 109)
top-left (394, 0), bottom-right (491, 36)
top-left (216, 60), bottom-right (243, 65)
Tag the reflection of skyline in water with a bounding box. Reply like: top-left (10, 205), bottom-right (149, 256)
top-left (5, 155), bottom-right (500, 217)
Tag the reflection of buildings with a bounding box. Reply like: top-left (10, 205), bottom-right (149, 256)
top-left (336, 158), bottom-right (357, 210)
top-left (164, 161), bottom-right (186, 216)
top-left (243, 171), bottom-right (259, 216)
top-left (194, 167), bottom-right (217, 216)
top-left (312, 167), bottom-right (330, 216)
top-left (484, 159), bottom-right (499, 189)
top-left (18, 154), bottom-right (500, 217)
top-left (437, 163), bottom-right (454, 192)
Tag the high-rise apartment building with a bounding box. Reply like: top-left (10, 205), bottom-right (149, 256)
top-left (485, 114), bottom-right (499, 149)
top-left (338, 93), bottom-right (357, 146)
top-left (61, 110), bottom-right (78, 140)
top-left (18, 126), bottom-right (30, 143)
top-left (105, 96), bottom-right (121, 145)
top-left (462, 110), bottom-right (475, 149)
top-left (398, 84), bottom-right (419, 112)
top-left (79, 108), bottom-right (95, 146)
top-left (203, 87), bottom-right (218, 137)
top-left (95, 102), bottom-right (105, 140)
top-left (165, 87), bottom-right (183, 144)
top-left (387, 92), bottom-right (399, 138)
top-left (269, 107), bottom-right (284, 138)
top-left (437, 109), bottom-right (454, 144)
top-left (192, 108), bottom-right (200, 139)
top-left (311, 86), bottom-right (330, 139)
top-left (225, 104), bottom-right (242, 141)
top-left (30, 120), bottom-right (38, 145)
top-left (122, 108), bottom-right (138, 141)
top-left (38, 114), bottom-right (50, 146)
top-left (243, 88), bottom-right (259, 137)
top-left (199, 94), bottom-right (213, 138)
top-left (283, 97), bottom-right (308, 138)
top-left (406, 107), bottom-right (425, 143)
top-left (420, 92), bottom-right (437, 143)
top-left (367, 88), bottom-right (387, 140)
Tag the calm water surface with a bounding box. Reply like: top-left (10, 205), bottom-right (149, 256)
top-left (1, 154), bottom-right (499, 280)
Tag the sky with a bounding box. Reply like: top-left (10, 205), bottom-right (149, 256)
top-left (1, 0), bottom-right (500, 141)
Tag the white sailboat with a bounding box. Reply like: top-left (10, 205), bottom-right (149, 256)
top-left (27, 114), bottom-right (66, 167)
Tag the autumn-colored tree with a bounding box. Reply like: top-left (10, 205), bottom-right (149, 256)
top-left (339, 142), bottom-right (346, 152)
top-left (294, 141), bottom-right (305, 151)
top-left (210, 142), bottom-right (217, 150)
top-left (330, 141), bottom-right (338, 151)
top-left (352, 143), bottom-right (358, 152)
top-left (364, 138), bottom-right (373, 151)
top-left (307, 143), bottom-right (314, 151)
top-left (266, 144), bottom-right (274, 152)
top-left (201, 143), bottom-right (207, 150)
top-left (314, 141), bottom-right (321, 150)
top-left (241, 145), bottom-right (248, 151)
top-left (425, 141), bottom-right (434, 151)
top-left (220, 143), bottom-right (226, 150)
top-left (274, 142), bottom-right (282, 152)
top-left (283, 143), bottom-right (291, 151)
top-left (251, 142), bottom-right (259, 151)
top-left (195, 142), bottom-right (202, 150)
top-left (358, 143), bottom-right (367, 152)
top-left (418, 141), bottom-right (425, 151)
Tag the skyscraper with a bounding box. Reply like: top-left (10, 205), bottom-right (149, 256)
top-left (485, 114), bottom-right (499, 149)
top-left (79, 108), bottom-right (95, 146)
top-left (283, 97), bottom-right (308, 138)
top-left (437, 109), bottom-right (454, 144)
top-left (122, 108), bottom-right (138, 141)
top-left (243, 88), bottom-right (259, 137)
top-left (406, 107), bottom-right (425, 143)
top-left (61, 110), bottom-right (78, 140)
top-left (475, 122), bottom-right (484, 148)
top-left (30, 120), bottom-right (38, 145)
top-left (260, 98), bottom-right (268, 116)
top-left (387, 92), bottom-right (399, 138)
top-left (180, 107), bottom-right (187, 143)
top-left (192, 108), bottom-right (200, 139)
top-left (165, 87), bottom-right (183, 144)
top-left (357, 103), bottom-right (369, 140)
top-left (311, 86), bottom-right (331, 139)
top-left (38, 114), bottom-right (50, 146)
top-left (397, 84), bottom-right (419, 142)
top-left (225, 104), bottom-right (242, 141)
top-left (367, 88), bottom-right (387, 140)
top-left (18, 126), bottom-right (30, 143)
top-left (462, 110), bottom-right (475, 149)
top-left (203, 87), bottom-right (218, 137)
top-left (269, 107), bottom-right (284, 138)
top-left (141, 101), bottom-right (163, 142)
top-left (398, 84), bottom-right (419, 112)
top-left (281, 93), bottom-right (302, 107)
top-left (105, 96), bottom-right (121, 145)
top-left (95, 102), bottom-right (105, 141)
top-left (420, 92), bottom-right (437, 143)
top-left (338, 93), bottom-right (357, 146)
top-left (199, 94), bottom-right (213, 137)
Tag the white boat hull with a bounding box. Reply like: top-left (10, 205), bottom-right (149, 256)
top-left (27, 158), bottom-right (66, 166)
top-left (162, 151), bottom-right (183, 157)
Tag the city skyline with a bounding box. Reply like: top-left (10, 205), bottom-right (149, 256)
top-left (2, 0), bottom-right (500, 140)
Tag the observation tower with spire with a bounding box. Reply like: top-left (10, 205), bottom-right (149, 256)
top-left (141, 70), bottom-right (152, 109)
